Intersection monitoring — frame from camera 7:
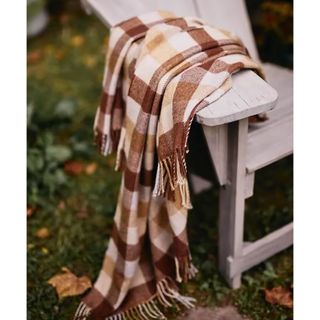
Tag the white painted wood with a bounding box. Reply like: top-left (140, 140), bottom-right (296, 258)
top-left (196, 70), bottom-right (278, 126)
top-left (143, 0), bottom-right (198, 16)
top-left (190, 174), bottom-right (213, 194)
top-left (245, 172), bottom-right (255, 199)
top-left (249, 63), bottom-right (293, 133)
top-left (228, 223), bottom-right (293, 277)
top-left (202, 124), bottom-right (228, 186)
top-left (246, 63), bottom-right (293, 173)
top-left (83, 0), bottom-right (197, 27)
top-left (83, 0), bottom-right (153, 27)
top-left (219, 119), bottom-right (248, 288)
top-left (246, 114), bottom-right (293, 173)
top-left (194, 0), bottom-right (260, 61)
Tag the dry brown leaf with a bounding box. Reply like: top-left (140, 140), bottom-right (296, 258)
top-left (64, 161), bottom-right (83, 175)
top-left (76, 210), bottom-right (89, 219)
top-left (71, 35), bottom-right (85, 47)
top-left (36, 227), bottom-right (50, 239)
top-left (55, 50), bottom-right (65, 61)
top-left (48, 267), bottom-right (92, 299)
top-left (264, 286), bottom-right (293, 308)
top-left (58, 200), bottom-right (66, 210)
top-left (27, 49), bottom-right (43, 64)
top-left (85, 162), bottom-right (97, 175)
top-left (59, 14), bottom-right (70, 25)
top-left (27, 207), bottom-right (34, 218)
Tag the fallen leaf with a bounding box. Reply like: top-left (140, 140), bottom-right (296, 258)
top-left (264, 286), bottom-right (293, 308)
top-left (85, 162), bottom-right (97, 175)
top-left (71, 35), bottom-right (84, 47)
top-left (58, 200), bottom-right (66, 210)
top-left (64, 161), bottom-right (83, 175)
top-left (84, 55), bottom-right (97, 68)
top-left (44, 45), bottom-right (54, 55)
top-left (59, 14), bottom-right (70, 25)
top-left (106, 154), bottom-right (116, 168)
top-left (48, 267), bottom-right (92, 299)
top-left (27, 49), bottom-right (43, 64)
top-left (27, 207), bottom-right (34, 218)
top-left (36, 227), bottom-right (50, 239)
top-left (27, 243), bottom-right (35, 250)
top-left (76, 209), bottom-right (89, 219)
top-left (41, 247), bottom-right (49, 255)
top-left (55, 49), bottom-right (65, 61)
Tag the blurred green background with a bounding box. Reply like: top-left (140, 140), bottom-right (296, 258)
top-left (27, 1), bottom-right (293, 319)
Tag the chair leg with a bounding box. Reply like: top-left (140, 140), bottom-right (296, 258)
top-left (218, 119), bottom-right (248, 288)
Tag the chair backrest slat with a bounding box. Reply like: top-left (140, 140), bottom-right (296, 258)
top-left (194, 0), bottom-right (259, 60)
top-left (84, 0), bottom-right (151, 27)
top-left (142, 0), bottom-right (198, 17)
top-left (85, 0), bottom-right (259, 60)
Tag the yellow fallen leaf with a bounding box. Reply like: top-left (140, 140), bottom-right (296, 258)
top-left (106, 154), bottom-right (116, 168)
top-left (41, 247), bottom-right (49, 255)
top-left (264, 286), bottom-right (293, 308)
top-left (71, 35), bottom-right (84, 47)
top-left (84, 55), bottom-right (97, 68)
top-left (85, 162), bottom-right (97, 175)
top-left (36, 227), bottom-right (50, 239)
top-left (48, 268), bottom-right (92, 299)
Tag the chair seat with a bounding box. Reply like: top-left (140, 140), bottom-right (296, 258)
top-left (246, 63), bottom-right (293, 173)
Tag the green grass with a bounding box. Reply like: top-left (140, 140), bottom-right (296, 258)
top-left (27, 3), bottom-right (293, 319)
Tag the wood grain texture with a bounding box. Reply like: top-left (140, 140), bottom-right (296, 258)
top-left (218, 119), bottom-right (248, 288)
top-left (83, 0), bottom-right (197, 27)
top-left (228, 223), bottom-right (293, 277)
top-left (196, 70), bottom-right (278, 126)
top-left (246, 63), bottom-right (293, 172)
top-left (202, 124), bottom-right (228, 186)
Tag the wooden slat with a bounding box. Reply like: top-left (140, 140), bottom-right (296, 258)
top-left (83, 0), bottom-right (153, 27)
top-left (244, 172), bottom-right (255, 199)
top-left (83, 0), bottom-right (197, 27)
top-left (246, 115), bottom-right (293, 173)
top-left (194, 0), bottom-right (259, 61)
top-left (190, 174), bottom-right (212, 194)
top-left (144, 0), bottom-right (197, 16)
top-left (218, 119), bottom-right (248, 288)
top-left (246, 63), bottom-right (293, 173)
top-left (202, 124), bottom-right (228, 185)
top-left (196, 70), bottom-right (278, 126)
top-left (227, 223), bottom-right (293, 277)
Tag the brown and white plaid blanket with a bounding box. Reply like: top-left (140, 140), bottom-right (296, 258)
top-left (74, 11), bottom-right (262, 320)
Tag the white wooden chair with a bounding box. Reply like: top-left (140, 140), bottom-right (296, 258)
top-left (82, 0), bottom-right (293, 289)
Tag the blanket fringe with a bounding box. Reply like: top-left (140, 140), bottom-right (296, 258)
top-left (174, 256), bottom-right (199, 283)
top-left (153, 150), bottom-right (192, 209)
top-left (73, 277), bottom-right (197, 320)
top-left (73, 301), bottom-right (91, 320)
top-left (94, 132), bottom-right (113, 156)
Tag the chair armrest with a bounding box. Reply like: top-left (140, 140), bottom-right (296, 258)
top-left (82, 0), bottom-right (278, 128)
top-left (196, 70), bottom-right (278, 126)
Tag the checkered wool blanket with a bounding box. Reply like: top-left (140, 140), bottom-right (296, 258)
top-left (74, 11), bottom-right (262, 320)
